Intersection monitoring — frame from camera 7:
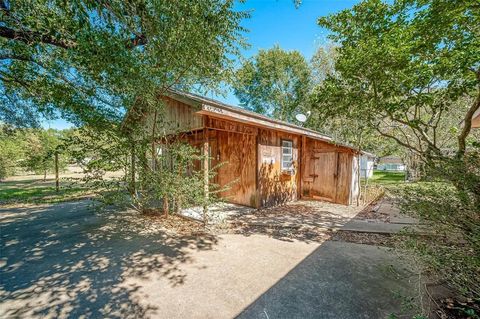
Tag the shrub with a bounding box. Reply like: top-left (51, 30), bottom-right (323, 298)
top-left (390, 152), bottom-right (480, 300)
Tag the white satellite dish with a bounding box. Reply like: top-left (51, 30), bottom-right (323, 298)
top-left (295, 113), bottom-right (307, 123)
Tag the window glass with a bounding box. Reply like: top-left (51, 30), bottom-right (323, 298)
top-left (281, 140), bottom-right (293, 171)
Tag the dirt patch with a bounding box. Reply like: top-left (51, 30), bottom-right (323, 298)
top-left (227, 223), bottom-right (332, 243)
top-left (355, 200), bottom-right (391, 222)
top-left (434, 297), bottom-right (480, 319)
top-left (142, 210), bottom-right (207, 235)
top-left (330, 230), bottom-right (397, 247)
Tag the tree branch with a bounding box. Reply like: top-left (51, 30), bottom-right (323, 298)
top-left (0, 26), bottom-right (76, 49)
top-left (375, 126), bottom-right (425, 158)
top-left (0, 25), bottom-right (147, 50)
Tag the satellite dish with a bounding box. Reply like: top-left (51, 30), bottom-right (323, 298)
top-left (295, 113), bottom-right (307, 123)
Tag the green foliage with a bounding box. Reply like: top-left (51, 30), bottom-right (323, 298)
top-left (21, 128), bottom-right (67, 176)
top-left (233, 45), bottom-right (311, 121)
top-left (310, 44), bottom-right (338, 85)
top-left (314, 0), bottom-right (480, 157)
top-left (0, 125), bottom-right (70, 179)
top-left (390, 155), bottom-right (480, 299)
top-left (0, 0), bottom-right (248, 128)
top-left (0, 125), bottom-right (25, 179)
top-left (136, 141), bottom-right (213, 214)
top-left (314, 1), bottom-right (480, 301)
top-left (61, 124), bottom-right (217, 216)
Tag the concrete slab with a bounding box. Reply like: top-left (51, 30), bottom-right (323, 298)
top-left (377, 199), bottom-right (419, 225)
top-left (1, 200), bottom-right (421, 319)
top-left (237, 241), bottom-right (420, 319)
top-left (341, 220), bottom-right (415, 234)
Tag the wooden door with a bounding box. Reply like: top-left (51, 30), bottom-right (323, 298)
top-left (310, 151), bottom-right (338, 202)
top-left (216, 131), bottom-right (257, 207)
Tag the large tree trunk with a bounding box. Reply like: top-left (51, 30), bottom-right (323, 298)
top-left (163, 196), bottom-right (169, 217)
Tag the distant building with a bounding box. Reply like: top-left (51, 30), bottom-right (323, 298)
top-left (377, 156), bottom-right (405, 171)
top-left (360, 152), bottom-right (375, 179)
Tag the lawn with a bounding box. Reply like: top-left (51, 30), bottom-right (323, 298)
top-left (0, 177), bottom-right (92, 204)
top-left (368, 170), bottom-right (406, 185)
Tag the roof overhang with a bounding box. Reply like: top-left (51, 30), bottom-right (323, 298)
top-left (197, 103), bottom-right (334, 143)
top-left (128, 88), bottom-right (364, 153)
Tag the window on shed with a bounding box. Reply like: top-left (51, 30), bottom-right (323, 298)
top-left (281, 140), bottom-right (293, 172)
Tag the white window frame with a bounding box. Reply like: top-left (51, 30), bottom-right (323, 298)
top-left (281, 139), bottom-right (293, 172)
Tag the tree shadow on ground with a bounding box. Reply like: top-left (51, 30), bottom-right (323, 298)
top-left (0, 200), bottom-right (218, 318)
top-left (230, 200), bottom-right (363, 243)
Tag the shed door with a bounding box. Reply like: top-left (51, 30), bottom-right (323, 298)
top-left (216, 131), bottom-right (257, 207)
top-left (310, 151), bottom-right (337, 201)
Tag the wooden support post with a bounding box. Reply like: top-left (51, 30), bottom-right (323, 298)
top-left (334, 152), bottom-right (340, 203)
top-left (203, 128), bottom-right (209, 226)
top-left (54, 151), bottom-right (59, 192)
top-left (255, 132), bottom-right (261, 209)
top-left (300, 135), bottom-right (307, 199)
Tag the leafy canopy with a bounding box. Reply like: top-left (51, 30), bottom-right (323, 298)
top-left (233, 45), bottom-right (311, 121)
top-left (0, 0), bottom-right (248, 128)
top-left (314, 0), bottom-right (480, 158)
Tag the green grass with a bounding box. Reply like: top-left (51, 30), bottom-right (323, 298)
top-left (368, 170), bottom-right (406, 185)
top-left (0, 178), bottom-right (93, 204)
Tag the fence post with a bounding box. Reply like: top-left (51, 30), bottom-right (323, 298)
top-left (55, 151), bottom-right (59, 192)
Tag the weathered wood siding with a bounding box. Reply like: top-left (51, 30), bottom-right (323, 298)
top-left (215, 130), bottom-right (257, 207)
top-left (258, 129), bottom-right (299, 207)
top-left (143, 97), bottom-right (203, 136)
top-left (301, 137), bottom-right (354, 205)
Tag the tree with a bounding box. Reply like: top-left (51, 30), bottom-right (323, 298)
top-left (233, 46), bottom-right (311, 121)
top-left (314, 0), bottom-right (480, 301)
top-left (315, 0), bottom-right (480, 160)
top-left (0, 0), bottom-right (247, 128)
top-left (21, 128), bottom-right (66, 180)
top-left (0, 124), bottom-right (25, 179)
top-left (310, 44), bottom-right (338, 85)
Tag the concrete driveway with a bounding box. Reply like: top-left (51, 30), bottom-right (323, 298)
top-left (0, 200), bottom-right (419, 318)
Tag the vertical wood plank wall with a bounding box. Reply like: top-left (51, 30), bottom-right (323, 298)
top-left (178, 116), bottom-right (355, 207)
top-left (300, 137), bottom-right (354, 205)
top-left (158, 97), bottom-right (203, 134)
top-left (216, 130), bottom-right (257, 207)
top-left (257, 129), bottom-right (299, 207)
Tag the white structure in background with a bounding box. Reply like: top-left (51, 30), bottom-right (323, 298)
top-left (472, 107), bottom-right (480, 129)
top-left (360, 152), bottom-right (375, 179)
top-left (377, 156), bottom-right (406, 171)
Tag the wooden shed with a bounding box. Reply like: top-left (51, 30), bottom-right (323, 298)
top-left (130, 90), bottom-right (361, 208)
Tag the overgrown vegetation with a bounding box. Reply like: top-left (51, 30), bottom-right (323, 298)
top-left (391, 180), bottom-right (480, 300)
top-left (0, 0), bottom-right (248, 221)
top-left (310, 0), bottom-right (480, 311)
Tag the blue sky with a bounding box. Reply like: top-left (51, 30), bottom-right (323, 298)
top-left (42, 0), bottom-right (360, 130)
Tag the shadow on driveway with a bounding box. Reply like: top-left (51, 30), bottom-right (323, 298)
top-left (236, 240), bottom-right (420, 319)
top-left (0, 200), bottom-right (217, 318)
